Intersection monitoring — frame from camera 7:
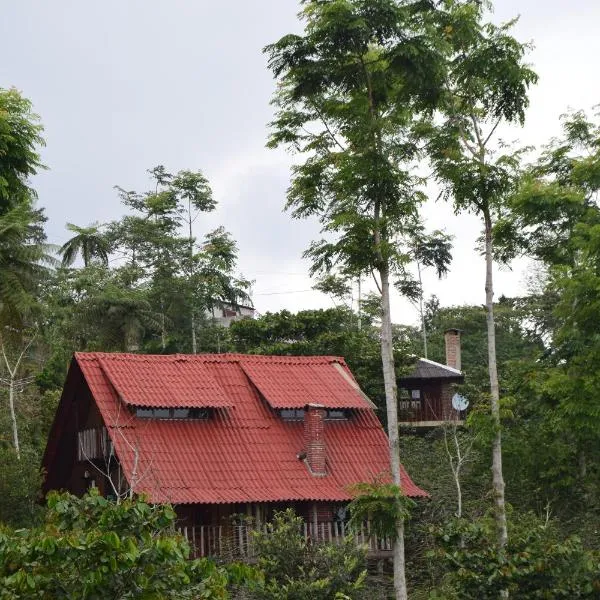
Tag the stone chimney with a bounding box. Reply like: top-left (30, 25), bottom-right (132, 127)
top-left (304, 404), bottom-right (327, 476)
top-left (444, 328), bottom-right (462, 371)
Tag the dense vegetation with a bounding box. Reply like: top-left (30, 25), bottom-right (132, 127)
top-left (1, 0), bottom-right (600, 597)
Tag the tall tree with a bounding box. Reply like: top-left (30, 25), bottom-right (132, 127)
top-left (499, 109), bottom-right (600, 529)
top-left (0, 204), bottom-right (51, 321)
top-left (109, 167), bottom-right (250, 353)
top-left (425, 0), bottom-right (537, 552)
top-left (0, 88), bottom-right (44, 214)
top-left (265, 2), bottom-right (445, 597)
top-left (59, 223), bottom-right (109, 268)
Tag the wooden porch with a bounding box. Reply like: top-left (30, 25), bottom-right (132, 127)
top-left (177, 521), bottom-right (393, 560)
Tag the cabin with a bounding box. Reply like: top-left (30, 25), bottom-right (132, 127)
top-left (42, 352), bottom-right (427, 558)
top-left (398, 329), bottom-right (465, 427)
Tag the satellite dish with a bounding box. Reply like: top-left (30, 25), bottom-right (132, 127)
top-left (452, 393), bottom-right (469, 411)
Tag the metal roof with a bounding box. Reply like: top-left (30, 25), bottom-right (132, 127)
top-left (72, 352), bottom-right (427, 504)
top-left (399, 358), bottom-right (464, 384)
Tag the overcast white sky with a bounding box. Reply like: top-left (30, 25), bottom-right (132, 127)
top-left (1, 1), bottom-right (599, 324)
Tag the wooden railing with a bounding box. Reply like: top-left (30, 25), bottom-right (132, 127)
top-left (177, 521), bottom-right (393, 559)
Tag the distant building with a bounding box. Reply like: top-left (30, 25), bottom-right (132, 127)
top-left (204, 303), bottom-right (255, 328)
top-left (398, 329), bottom-right (465, 427)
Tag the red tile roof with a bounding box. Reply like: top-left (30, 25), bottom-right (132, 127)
top-left (74, 352), bottom-right (428, 504)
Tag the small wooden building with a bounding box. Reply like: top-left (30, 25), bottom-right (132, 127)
top-left (398, 329), bottom-right (465, 427)
top-left (42, 352), bottom-right (427, 557)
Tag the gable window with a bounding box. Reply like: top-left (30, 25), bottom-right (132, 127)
top-left (135, 407), bottom-right (210, 420)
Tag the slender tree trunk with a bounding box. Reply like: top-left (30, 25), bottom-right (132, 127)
top-left (188, 198), bottom-right (197, 354)
top-left (416, 260), bottom-right (427, 358)
top-left (191, 312), bottom-right (197, 354)
top-left (160, 309), bottom-right (166, 351)
top-left (484, 209), bottom-right (508, 551)
top-left (380, 264), bottom-right (407, 600)
top-left (357, 276), bottom-right (362, 332)
top-left (8, 377), bottom-right (20, 459)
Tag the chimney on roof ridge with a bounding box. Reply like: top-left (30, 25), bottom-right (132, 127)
top-left (444, 328), bottom-right (462, 371)
top-left (304, 403), bottom-right (327, 476)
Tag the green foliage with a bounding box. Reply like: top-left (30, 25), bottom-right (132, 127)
top-left (247, 509), bottom-right (366, 600)
top-left (0, 88), bottom-right (44, 213)
top-left (0, 446), bottom-right (42, 528)
top-left (59, 223), bottom-right (109, 268)
top-left (0, 203), bottom-right (53, 322)
top-left (0, 489), bottom-right (238, 599)
top-left (430, 514), bottom-right (600, 598)
top-left (348, 481), bottom-right (416, 542)
top-left (265, 0), bottom-right (450, 289)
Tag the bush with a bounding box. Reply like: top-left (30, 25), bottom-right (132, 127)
top-left (430, 513), bottom-right (600, 599)
top-left (0, 490), bottom-right (245, 599)
top-left (246, 509), bottom-right (367, 600)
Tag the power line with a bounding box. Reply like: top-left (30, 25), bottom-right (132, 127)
top-left (253, 289), bottom-right (315, 296)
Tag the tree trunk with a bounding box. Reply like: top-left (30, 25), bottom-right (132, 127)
top-left (380, 264), bottom-right (408, 600)
top-left (416, 260), bottom-right (427, 358)
top-left (8, 377), bottom-right (20, 459)
top-left (188, 198), bottom-right (197, 354)
top-left (191, 311), bottom-right (197, 354)
top-left (484, 210), bottom-right (508, 550)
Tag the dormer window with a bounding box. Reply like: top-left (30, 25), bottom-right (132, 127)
top-left (280, 409), bottom-right (305, 421)
top-left (135, 407), bottom-right (211, 420)
top-left (280, 408), bottom-right (349, 421)
top-left (325, 409), bottom-right (348, 420)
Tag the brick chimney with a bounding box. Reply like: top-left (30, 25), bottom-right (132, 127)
top-left (304, 404), bottom-right (327, 476)
top-left (444, 328), bottom-right (462, 371)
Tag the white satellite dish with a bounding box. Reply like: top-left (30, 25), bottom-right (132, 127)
top-left (452, 393), bottom-right (469, 411)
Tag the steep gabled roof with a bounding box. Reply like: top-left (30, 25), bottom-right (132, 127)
top-left (48, 352), bottom-right (427, 504)
top-left (399, 358), bottom-right (464, 385)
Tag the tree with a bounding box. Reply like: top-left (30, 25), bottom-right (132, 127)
top-left (247, 509), bottom-right (366, 600)
top-left (0, 489), bottom-right (241, 599)
top-left (425, 0), bottom-right (537, 552)
top-left (0, 326), bottom-right (36, 458)
top-left (432, 513), bottom-right (600, 599)
top-left (406, 227), bottom-right (453, 358)
top-left (59, 222), bottom-right (109, 267)
top-left (497, 109), bottom-right (600, 539)
top-left (110, 167), bottom-right (250, 353)
top-left (265, 3), bottom-right (446, 596)
top-left (0, 88), bottom-right (44, 214)
top-left (0, 204), bottom-right (52, 322)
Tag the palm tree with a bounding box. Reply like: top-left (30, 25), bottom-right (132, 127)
top-left (59, 223), bottom-right (109, 268)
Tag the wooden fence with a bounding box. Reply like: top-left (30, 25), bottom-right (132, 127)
top-left (177, 521), bottom-right (393, 559)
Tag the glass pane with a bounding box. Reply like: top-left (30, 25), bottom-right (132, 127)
top-left (136, 408), bottom-right (153, 418)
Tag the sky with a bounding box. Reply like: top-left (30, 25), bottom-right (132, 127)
top-left (1, 0), bottom-right (599, 324)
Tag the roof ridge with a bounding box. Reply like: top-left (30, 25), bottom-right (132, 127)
top-left (75, 351), bottom-right (348, 365)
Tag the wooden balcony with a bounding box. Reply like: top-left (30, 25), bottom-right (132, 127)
top-left (177, 521), bottom-right (393, 560)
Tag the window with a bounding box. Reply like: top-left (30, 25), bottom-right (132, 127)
top-left (325, 409), bottom-right (348, 420)
top-left (399, 389), bottom-right (421, 411)
top-left (135, 407), bottom-right (210, 420)
top-left (172, 408), bottom-right (190, 419)
top-left (279, 409), bottom-right (349, 420)
top-left (280, 409), bottom-right (305, 421)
